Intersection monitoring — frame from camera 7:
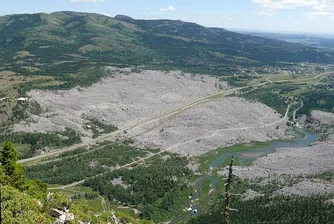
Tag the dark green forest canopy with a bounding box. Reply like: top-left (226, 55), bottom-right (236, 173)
top-left (187, 195), bottom-right (334, 224)
top-left (25, 143), bottom-right (150, 184)
top-left (84, 155), bottom-right (193, 222)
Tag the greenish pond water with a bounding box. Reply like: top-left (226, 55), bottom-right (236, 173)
top-left (169, 128), bottom-right (318, 224)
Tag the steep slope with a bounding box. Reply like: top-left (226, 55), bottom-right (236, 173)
top-left (122, 15), bottom-right (333, 63)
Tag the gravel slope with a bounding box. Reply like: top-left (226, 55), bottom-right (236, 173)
top-left (132, 97), bottom-right (287, 156)
top-left (311, 110), bottom-right (334, 124)
top-left (14, 69), bottom-right (216, 137)
top-left (14, 68), bottom-right (288, 156)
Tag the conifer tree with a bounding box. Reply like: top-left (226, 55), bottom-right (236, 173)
top-left (0, 140), bottom-right (18, 175)
top-left (0, 140), bottom-right (25, 187)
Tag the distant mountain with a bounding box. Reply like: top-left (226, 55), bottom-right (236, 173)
top-left (0, 11), bottom-right (333, 77)
top-left (245, 32), bottom-right (334, 52)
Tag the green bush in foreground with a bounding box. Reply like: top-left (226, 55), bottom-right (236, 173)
top-left (0, 140), bottom-right (154, 223)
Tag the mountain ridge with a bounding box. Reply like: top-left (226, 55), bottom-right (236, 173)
top-left (0, 11), bottom-right (333, 79)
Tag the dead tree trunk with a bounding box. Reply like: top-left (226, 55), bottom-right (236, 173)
top-left (224, 156), bottom-right (234, 224)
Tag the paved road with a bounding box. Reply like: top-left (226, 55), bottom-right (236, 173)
top-left (19, 71), bottom-right (331, 165)
top-left (49, 104), bottom-right (290, 190)
top-left (266, 71), bottom-right (332, 84)
top-left (18, 86), bottom-right (241, 165)
top-left (49, 150), bottom-right (167, 190)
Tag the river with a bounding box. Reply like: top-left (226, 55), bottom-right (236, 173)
top-left (169, 128), bottom-right (318, 224)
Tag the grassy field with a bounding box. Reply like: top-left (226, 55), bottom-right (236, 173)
top-left (0, 70), bottom-right (69, 125)
top-left (199, 178), bottom-right (213, 202)
top-left (0, 71), bottom-right (57, 93)
top-left (195, 142), bottom-right (271, 173)
top-left (51, 186), bottom-right (105, 212)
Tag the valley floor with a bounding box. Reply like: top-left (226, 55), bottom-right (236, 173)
top-left (16, 67), bottom-right (288, 158)
top-left (8, 67), bottom-right (333, 223)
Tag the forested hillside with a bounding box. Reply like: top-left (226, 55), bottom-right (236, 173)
top-left (0, 140), bottom-right (154, 223)
top-left (0, 11), bottom-right (333, 82)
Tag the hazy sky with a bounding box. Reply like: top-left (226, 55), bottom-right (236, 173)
top-left (1, 0), bottom-right (334, 34)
